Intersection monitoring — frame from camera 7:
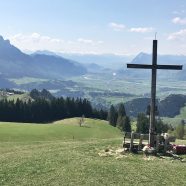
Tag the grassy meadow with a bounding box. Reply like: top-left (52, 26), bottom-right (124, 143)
top-left (0, 118), bottom-right (186, 186)
top-left (0, 118), bottom-right (122, 142)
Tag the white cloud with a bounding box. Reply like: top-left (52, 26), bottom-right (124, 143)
top-left (77, 38), bottom-right (97, 45)
top-left (129, 27), bottom-right (154, 33)
top-left (109, 22), bottom-right (125, 31)
top-left (9, 33), bottom-right (65, 52)
top-left (168, 29), bottom-right (186, 40)
top-left (77, 38), bottom-right (103, 45)
top-left (172, 17), bottom-right (186, 25)
top-left (8, 33), bottom-right (104, 54)
top-left (77, 38), bottom-right (94, 44)
top-left (31, 32), bottom-right (40, 38)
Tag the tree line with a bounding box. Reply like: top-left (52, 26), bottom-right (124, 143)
top-left (108, 103), bottom-right (131, 132)
top-left (0, 97), bottom-right (107, 123)
top-left (108, 104), bottom-right (174, 135)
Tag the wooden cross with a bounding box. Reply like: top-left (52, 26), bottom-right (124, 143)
top-left (127, 40), bottom-right (182, 147)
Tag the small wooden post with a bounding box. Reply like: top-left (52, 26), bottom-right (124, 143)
top-left (156, 134), bottom-right (160, 152)
top-left (138, 134), bottom-right (144, 151)
top-left (130, 132), bottom-right (134, 152)
top-left (123, 132), bottom-right (126, 149)
top-left (164, 138), bottom-right (168, 154)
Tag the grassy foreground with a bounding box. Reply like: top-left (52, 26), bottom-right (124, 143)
top-left (0, 118), bottom-right (186, 186)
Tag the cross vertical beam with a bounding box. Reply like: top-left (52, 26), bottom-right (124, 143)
top-left (149, 40), bottom-right (157, 147)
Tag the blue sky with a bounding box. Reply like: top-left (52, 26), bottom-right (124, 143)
top-left (1, 0), bottom-right (186, 55)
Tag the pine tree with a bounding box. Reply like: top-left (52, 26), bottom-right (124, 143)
top-left (123, 116), bottom-right (131, 132)
top-left (136, 113), bottom-right (149, 134)
top-left (116, 115), bottom-right (125, 131)
top-left (118, 103), bottom-right (126, 117)
top-left (115, 103), bottom-right (132, 131)
top-left (116, 116), bottom-right (131, 132)
top-left (0, 91), bottom-right (105, 123)
top-left (108, 105), bottom-right (117, 127)
top-left (155, 119), bottom-right (169, 134)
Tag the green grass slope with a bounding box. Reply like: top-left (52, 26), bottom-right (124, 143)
top-left (7, 92), bottom-right (32, 102)
top-left (0, 118), bottom-right (122, 142)
top-left (0, 139), bottom-right (186, 186)
top-left (0, 118), bottom-right (185, 186)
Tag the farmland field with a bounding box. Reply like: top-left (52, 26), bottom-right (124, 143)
top-left (0, 118), bottom-right (186, 186)
top-left (8, 73), bottom-right (186, 106)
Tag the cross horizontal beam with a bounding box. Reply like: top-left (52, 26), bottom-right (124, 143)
top-left (127, 64), bottom-right (182, 70)
top-left (127, 64), bottom-right (152, 69)
top-left (156, 65), bottom-right (182, 70)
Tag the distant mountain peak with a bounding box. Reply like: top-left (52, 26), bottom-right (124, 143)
top-left (137, 52), bottom-right (148, 57)
top-left (130, 52), bottom-right (151, 64)
top-left (0, 35), bottom-right (4, 41)
top-left (0, 35), bottom-right (11, 46)
top-left (0, 35), bottom-right (28, 63)
top-left (33, 50), bottom-right (58, 56)
top-left (135, 52), bottom-right (151, 59)
top-left (0, 35), bottom-right (87, 78)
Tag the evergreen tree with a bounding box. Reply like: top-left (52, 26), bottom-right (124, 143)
top-left (118, 103), bottom-right (126, 117)
top-left (123, 116), bottom-right (131, 132)
top-left (108, 105), bottom-right (117, 127)
top-left (116, 115), bottom-right (125, 131)
top-left (116, 116), bottom-right (131, 132)
top-left (30, 89), bottom-right (40, 100)
top-left (136, 113), bottom-right (149, 134)
top-left (155, 119), bottom-right (169, 134)
top-left (116, 103), bottom-right (129, 131)
top-left (0, 90), bottom-right (107, 123)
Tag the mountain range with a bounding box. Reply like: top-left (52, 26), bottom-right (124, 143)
top-left (118, 52), bottom-right (186, 80)
top-left (33, 50), bottom-right (134, 70)
top-left (0, 35), bottom-right (186, 81)
top-left (0, 36), bottom-right (86, 79)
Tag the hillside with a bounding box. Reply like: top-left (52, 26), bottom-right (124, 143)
top-left (125, 94), bottom-right (186, 118)
top-left (0, 118), bottom-right (122, 142)
top-left (0, 119), bottom-right (185, 186)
